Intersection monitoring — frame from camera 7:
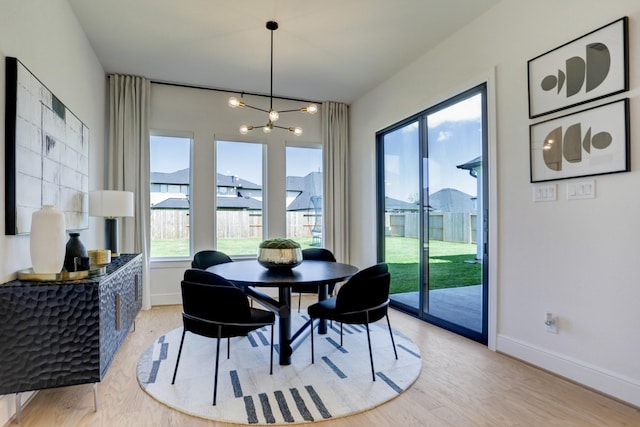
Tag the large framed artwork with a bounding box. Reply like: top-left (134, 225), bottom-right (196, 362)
top-left (529, 98), bottom-right (629, 183)
top-left (5, 57), bottom-right (89, 235)
top-left (528, 17), bottom-right (628, 119)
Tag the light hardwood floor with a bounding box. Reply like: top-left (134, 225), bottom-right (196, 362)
top-left (11, 302), bottom-right (640, 427)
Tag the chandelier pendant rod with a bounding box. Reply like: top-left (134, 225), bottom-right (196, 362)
top-left (268, 20), bottom-right (276, 112)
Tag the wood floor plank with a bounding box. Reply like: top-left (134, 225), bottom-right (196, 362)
top-left (10, 302), bottom-right (640, 427)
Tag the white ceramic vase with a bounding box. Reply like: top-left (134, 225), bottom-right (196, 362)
top-left (30, 205), bottom-right (66, 273)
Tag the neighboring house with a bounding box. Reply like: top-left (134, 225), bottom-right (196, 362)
top-left (151, 169), bottom-right (320, 212)
top-left (384, 196), bottom-right (419, 212)
top-left (428, 188), bottom-right (476, 213)
top-left (150, 170), bottom-right (322, 241)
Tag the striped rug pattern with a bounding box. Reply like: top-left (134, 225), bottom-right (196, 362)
top-left (137, 318), bottom-right (421, 424)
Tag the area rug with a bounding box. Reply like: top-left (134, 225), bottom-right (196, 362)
top-left (137, 316), bottom-right (422, 424)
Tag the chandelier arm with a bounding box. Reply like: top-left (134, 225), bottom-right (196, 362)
top-left (243, 104), bottom-right (270, 114)
top-left (277, 108), bottom-right (306, 113)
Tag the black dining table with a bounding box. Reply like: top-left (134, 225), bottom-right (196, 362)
top-left (206, 259), bottom-right (358, 365)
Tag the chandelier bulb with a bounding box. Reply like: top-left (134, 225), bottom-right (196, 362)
top-left (263, 123), bottom-right (273, 134)
top-left (289, 127), bottom-right (303, 136)
top-left (268, 109), bottom-right (280, 122)
top-left (240, 125), bottom-right (253, 135)
top-left (303, 104), bottom-right (318, 115)
top-left (229, 97), bottom-right (244, 108)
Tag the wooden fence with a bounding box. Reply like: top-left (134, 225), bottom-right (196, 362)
top-left (386, 212), bottom-right (478, 243)
top-left (150, 210), bottom-right (318, 240)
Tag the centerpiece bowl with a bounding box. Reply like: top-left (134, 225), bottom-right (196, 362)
top-left (257, 238), bottom-right (303, 269)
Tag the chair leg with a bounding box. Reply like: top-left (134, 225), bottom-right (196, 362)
top-left (310, 317), bottom-right (315, 364)
top-left (386, 313), bottom-right (398, 359)
top-left (171, 329), bottom-right (186, 384)
top-left (365, 312), bottom-right (376, 381)
top-left (340, 322), bottom-right (343, 347)
top-left (269, 324), bottom-right (274, 374)
top-left (297, 292), bottom-right (302, 313)
top-left (227, 337), bottom-right (230, 359)
top-left (213, 329), bottom-right (222, 406)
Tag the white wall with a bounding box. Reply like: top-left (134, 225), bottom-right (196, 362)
top-left (0, 1), bottom-right (106, 423)
top-left (149, 83), bottom-right (322, 305)
top-left (350, 0), bottom-right (640, 407)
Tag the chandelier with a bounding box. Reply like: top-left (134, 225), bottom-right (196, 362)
top-left (228, 21), bottom-right (318, 136)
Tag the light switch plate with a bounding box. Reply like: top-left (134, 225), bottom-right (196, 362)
top-left (533, 184), bottom-right (557, 202)
top-left (567, 180), bottom-right (595, 200)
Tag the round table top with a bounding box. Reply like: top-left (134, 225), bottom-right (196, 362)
top-left (206, 259), bottom-right (358, 287)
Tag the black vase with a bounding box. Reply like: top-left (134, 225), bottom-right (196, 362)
top-left (64, 233), bottom-right (88, 272)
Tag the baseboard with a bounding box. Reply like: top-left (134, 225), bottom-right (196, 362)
top-left (497, 334), bottom-right (640, 407)
top-left (151, 293), bottom-right (182, 306)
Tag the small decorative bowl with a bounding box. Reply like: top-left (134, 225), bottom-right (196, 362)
top-left (257, 238), bottom-right (303, 269)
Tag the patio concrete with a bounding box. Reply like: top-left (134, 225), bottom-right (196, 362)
top-left (390, 285), bottom-right (482, 332)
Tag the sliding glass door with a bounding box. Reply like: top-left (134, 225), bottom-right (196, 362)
top-left (377, 84), bottom-right (488, 343)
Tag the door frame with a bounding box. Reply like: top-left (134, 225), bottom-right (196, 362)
top-left (376, 74), bottom-right (497, 349)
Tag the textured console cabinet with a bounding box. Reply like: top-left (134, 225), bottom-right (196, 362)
top-left (0, 254), bottom-right (142, 395)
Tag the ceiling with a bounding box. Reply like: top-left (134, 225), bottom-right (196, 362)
top-left (67, 0), bottom-right (499, 104)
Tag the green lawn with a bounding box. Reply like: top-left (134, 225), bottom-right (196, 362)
top-left (385, 237), bottom-right (481, 294)
top-left (150, 237), bottom-right (315, 258)
top-left (150, 236), bottom-right (481, 294)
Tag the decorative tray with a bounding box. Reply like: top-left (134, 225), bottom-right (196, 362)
top-left (17, 266), bottom-right (107, 282)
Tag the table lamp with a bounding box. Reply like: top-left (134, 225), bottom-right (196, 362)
top-left (89, 190), bottom-right (134, 258)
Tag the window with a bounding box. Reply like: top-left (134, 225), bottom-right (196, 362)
top-left (285, 146), bottom-right (323, 248)
top-left (150, 134), bottom-right (192, 258)
top-left (216, 140), bottom-right (264, 256)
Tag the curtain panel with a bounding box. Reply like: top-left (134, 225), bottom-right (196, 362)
top-left (108, 74), bottom-right (152, 309)
top-left (322, 102), bottom-right (350, 264)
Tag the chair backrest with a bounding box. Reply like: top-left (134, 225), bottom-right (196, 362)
top-left (183, 268), bottom-right (234, 286)
top-left (192, 250), bottom-right (233, 269)
top-left (302, 248), bottom-right (336, 262)
top-left (336, 263), bottom-right (390, 321)
top-left (181, 274), bottom-right (252, 327)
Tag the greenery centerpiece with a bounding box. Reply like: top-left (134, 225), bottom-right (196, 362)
top-left (257, 238), bottom-right (303, 269)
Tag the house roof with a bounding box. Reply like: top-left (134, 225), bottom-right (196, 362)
top-left (385, 197), bottom-right (419, 212)
top-left (151, 169), bottom-right (261, 190)
top-left (153, 198), bottom-right (189, 209)
top-left (152, 196), bottom-right (263, 210)
top-left (457, 156), bottom-right (482, 171)
top-left (428, 188), bottom-right (475, 213)
top-left (286, 172), bottom-right (322, 211)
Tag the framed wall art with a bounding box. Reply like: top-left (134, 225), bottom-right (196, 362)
top-left (529, 98), bottom-right (629, 183)
top-left (528, 17), bottom-right (628, 118)
top-left (5, 57), bottom-right (89, 235)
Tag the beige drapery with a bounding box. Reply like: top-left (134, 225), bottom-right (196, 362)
top-left (108, 74), bottom-right (152, 309)
top-left (322, 102), bottom-right (350, 263)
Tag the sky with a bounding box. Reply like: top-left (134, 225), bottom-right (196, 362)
top-left (384, 94), bottom-right (482, 201)
top-left (150, 93), bottom-right (481, 199)
top-left (150, 136), bottom-right (322, 185)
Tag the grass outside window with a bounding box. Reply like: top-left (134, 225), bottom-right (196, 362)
top-left (150, 236), bottom-right (481, 294)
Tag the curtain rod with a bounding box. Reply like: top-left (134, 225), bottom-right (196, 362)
top-left (148, 79), bottom-right (323, 105)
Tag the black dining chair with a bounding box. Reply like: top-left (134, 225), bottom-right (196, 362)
top-left (307, 262), bottom-right (398, 381)
top-left (171, 271), bottom-right (275, 405)
top-left (292, 248), bottom-right (337, 312)
top-left (191, 250), bottom-right (233, 269)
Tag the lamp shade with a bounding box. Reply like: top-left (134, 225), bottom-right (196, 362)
top-left (89, 190), bottom-right (134, 218)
